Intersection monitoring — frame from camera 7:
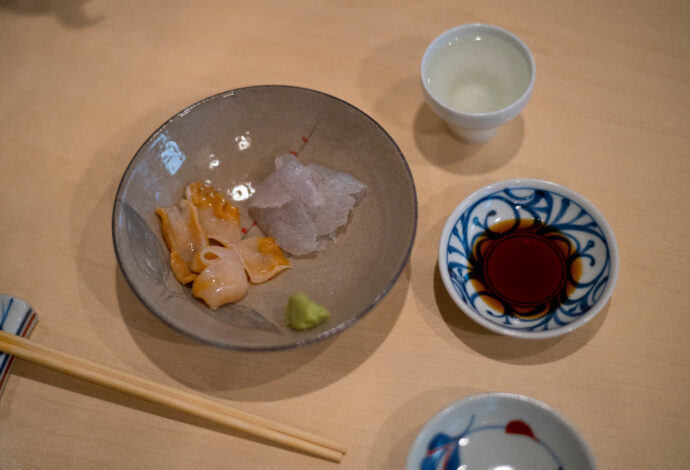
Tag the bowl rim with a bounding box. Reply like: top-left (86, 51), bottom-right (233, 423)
top-left (111, 84), bottom-right (418, 350)
top-left (438, 178), bottom-right (619, 339)
top-left (405, 392), bottom-right (597, 469)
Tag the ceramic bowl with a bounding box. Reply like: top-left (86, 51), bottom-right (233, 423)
top-left (438, 179), bottom-right (618, 339)
top-left (405, 393), bottom-right (597, 469)
top-left (112, 85), bottom-right (417, 350)
top-left (421, 23), bottom-right (535, 143)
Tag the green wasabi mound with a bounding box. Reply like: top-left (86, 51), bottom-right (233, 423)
top-left (285, 292), bottom-right (331, 330)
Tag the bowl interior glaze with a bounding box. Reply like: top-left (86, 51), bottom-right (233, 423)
top-left (113, 86), bottom-right (417, 350)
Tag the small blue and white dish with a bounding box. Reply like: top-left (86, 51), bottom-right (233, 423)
top-left (405, 393), bottom-right (597, 469)
top-left (438, 179), bottom-right (619, 339)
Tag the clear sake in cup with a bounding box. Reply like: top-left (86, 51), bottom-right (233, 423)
top-left (421, 23), bottom-right (535, 143)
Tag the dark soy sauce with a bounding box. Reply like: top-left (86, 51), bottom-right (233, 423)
top-left (469, 219), bottom-right (582, 318)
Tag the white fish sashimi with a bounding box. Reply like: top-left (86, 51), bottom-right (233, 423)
top-left (250, 200), bottom-right (319, 256)
top-left (248, 154), bottom-right (367, 256)
top-left (310, 163), bottom-right (367, 205)
top-left (248, 154), bottom-right (324, 210)
top-left (309, 163), bottom-right (367, 238)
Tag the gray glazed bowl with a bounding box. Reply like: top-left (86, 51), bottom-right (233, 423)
top-left (113, 85), bottom-right (417, 350)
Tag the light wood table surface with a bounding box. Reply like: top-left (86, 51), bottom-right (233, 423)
top-left (1, 1), bottom-right (688, 468)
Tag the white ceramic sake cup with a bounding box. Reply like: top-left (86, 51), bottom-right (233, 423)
top-left (421, 23), bottom-right (535, 143)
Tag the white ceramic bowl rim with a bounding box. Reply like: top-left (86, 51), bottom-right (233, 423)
top-left (438, 178), bottom-right (619, 339)
top-left (421, 23), bottom-right (536, 122)
top-left (406, 392), bottom-right (597, 469)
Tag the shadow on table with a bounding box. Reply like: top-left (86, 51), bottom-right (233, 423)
top-left (0, 0), bottom-right (103, 28)
top-left (366, 385), bottom-right (481, 469)
top-left (114, 263), bottom-right (410, 401)
top-left (432, 265), bottom-right (609, 364)
top-left (356, 36), bottom-right (523, 175)
top-left (413, 102), bottom-right (524, 175)
top-left (9, 358), bottom-right (333, 461)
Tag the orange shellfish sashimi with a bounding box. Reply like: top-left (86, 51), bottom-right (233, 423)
top-left (191, 247), bottom-right (249, 309)
top-left (185, 181), bottom-right (242, 245)
top-left (155, 199), bottom-right (208, 284)
top-left (234, 237), bottom-right (291, 283)
top-left (156, 182), bottom-right (291, 310)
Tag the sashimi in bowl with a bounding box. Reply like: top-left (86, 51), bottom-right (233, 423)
top-left (113, 85), bottom-right (417, 350)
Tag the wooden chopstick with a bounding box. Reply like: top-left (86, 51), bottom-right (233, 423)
top-left (0, 331), bottom-right (346, 462)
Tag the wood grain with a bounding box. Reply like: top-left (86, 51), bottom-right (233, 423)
top-left (0, 1), bottom-right (688, 468)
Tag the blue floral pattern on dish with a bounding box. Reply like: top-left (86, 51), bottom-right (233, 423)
top-left (445, 186), bottom-right (613, 333)
top-left (422, 414), bottom-right (563, 469)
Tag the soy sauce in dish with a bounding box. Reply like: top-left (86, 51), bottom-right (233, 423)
top-left (469, 219), bottom-right (582, 318)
